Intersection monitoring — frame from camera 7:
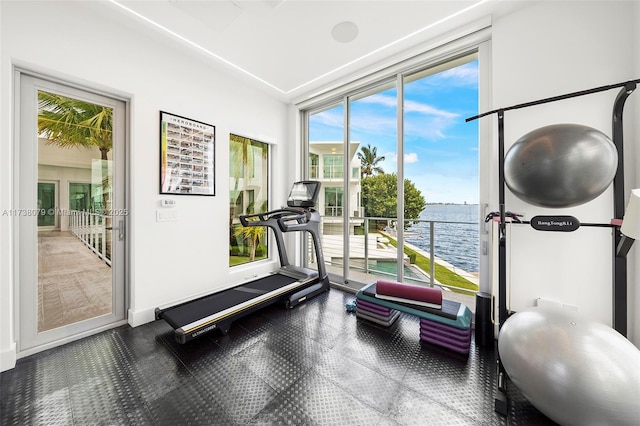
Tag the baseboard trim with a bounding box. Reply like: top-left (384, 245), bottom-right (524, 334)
top-left (1, 342), bottom-right (18, 372)
top-left (127, 307), bottom-right (156, 327)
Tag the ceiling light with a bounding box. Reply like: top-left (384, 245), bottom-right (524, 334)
top-left (332, 21), bottom-right (359, 43)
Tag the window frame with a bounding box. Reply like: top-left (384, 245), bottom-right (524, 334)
top-left (229, 134), bottom-right (271, 267)
top-left (298, 31), bottom-right (493, 294)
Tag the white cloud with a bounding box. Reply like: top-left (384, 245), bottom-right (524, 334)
top-left (350, 111), bottom-right (396, 136)
top-left (312, 109), bottom-right (343, 127)
top-left (437, 62), bottom-right (479, 86)
top-left (404, 152), bottom-right (419, 163)
top-left (360, 94), bottom-right (458, 119)
top-left (359, 93), bottom-right (396, 108)
top-left (355, 94), bottom-right (459, 141)
top-left (404, 99), bottom-right (458, 119)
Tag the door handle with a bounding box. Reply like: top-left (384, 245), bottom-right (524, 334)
top-left (105, 220), bottom-right (125, 241)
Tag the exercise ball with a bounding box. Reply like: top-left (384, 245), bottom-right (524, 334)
top-left (504, 124), bottom-right (617, 208)
top-left (498, 306), bottom-right (640, 426)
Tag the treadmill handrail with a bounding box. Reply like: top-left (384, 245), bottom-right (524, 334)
top-left (278, 210), bottom-right (312, 232)
top-left (239, 207), bottom-right (306, 227)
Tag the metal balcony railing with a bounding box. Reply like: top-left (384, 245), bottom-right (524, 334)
top-left (315, 215), bottom-right (479, 295)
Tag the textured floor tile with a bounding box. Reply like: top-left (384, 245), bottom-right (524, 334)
top-left (401, 340), bottom-right (502, 424)
top-left (185, 348), bottom-right (278, 424)
top-left (0, 347), bottom-right (73, 425)
top-left (146, 384), bottom-right (231, 425)
top-left (314, 349), bottom-right (404, 415)
top-left (235, 340), bottom-right (311, 392)
top-left (387, 385), bottom-right (478, 426)
top-left (0, 287), bottom-right (559, 426)
top-left (282, 373), bottom-right (387, 425)
top-left (264, 328), bottom-right (330, 369)
top-left (62, 333), bottom-right (154, 425)
top-left (334, 320), bottom-right (419, 380)
top-left (506, 378), bottom-right (558, 425)
top-left (210, 321), bottom-right (268, 356)
top-left (246, 394), bottom-right (320, 426)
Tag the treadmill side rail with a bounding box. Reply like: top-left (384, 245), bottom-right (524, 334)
top-left (172, 278), bottom-right (315, 343)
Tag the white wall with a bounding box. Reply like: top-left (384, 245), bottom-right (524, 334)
top-left (491, 1), bottom-right (638, 341)
top-left (631, 0), bottom-right (640, 346)
top-left (0, 1), bottom-right (289, 370)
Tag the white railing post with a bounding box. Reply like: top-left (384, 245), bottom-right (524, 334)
top-left (430, 221), bottom-right (435, 288)
top-left (101, 215), bottom-right (107, 262)
top-left (81, 211), bottom-right (87, 245)
top-left (364, 217), bottom-right (369, 273)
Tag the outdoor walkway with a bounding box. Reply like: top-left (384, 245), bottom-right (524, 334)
top-left (322, 233), bottom-right (407, 262)
top-left (38, 231), bottom-right (112, 331)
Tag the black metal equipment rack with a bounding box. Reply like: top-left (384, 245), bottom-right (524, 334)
top-left (466, 78), bottom-right (639, 416)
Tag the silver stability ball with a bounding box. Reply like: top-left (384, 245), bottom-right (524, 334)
top-left (504, 124), bottom-right (618, 208)
top-left (498, 306), bottom-right (640, 426)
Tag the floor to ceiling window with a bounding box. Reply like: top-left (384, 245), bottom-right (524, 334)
top-left (402, 55), bottom-right (480, 294)
top-left (303, 51), bottom-right (481, 299)
top-left (306, 103), bottom-right (345, 274)
top-left (348, 81), bottom-right (401, 283)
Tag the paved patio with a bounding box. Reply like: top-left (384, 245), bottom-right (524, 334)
top-left (38, 231), bottom-right (112, 332)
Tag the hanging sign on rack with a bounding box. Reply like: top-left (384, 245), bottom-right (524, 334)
top-left (530, 215), bottom-right (580, 232)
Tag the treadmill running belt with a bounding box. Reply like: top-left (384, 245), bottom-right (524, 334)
top-left (160, 274), bottom-right (299, 329)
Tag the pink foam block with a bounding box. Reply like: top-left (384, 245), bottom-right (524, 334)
top-left (376, 280), bottom-right (442, 305)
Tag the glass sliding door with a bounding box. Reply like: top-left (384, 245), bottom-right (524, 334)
top-left (348, 81), bottom-right (401, 285)
top-left (37, 181), bottom-right (57, 228)
top-left (307, 102), bottom-right (345, 279)
top-left (302, 51), bottom-right (482, 300)
top-left (402, 54), bottom-right (480, 295)
top-left (69, 182), bottom-right (92, 211)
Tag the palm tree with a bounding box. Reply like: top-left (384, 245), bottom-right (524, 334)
top-left (357, 144), bottom-right (386, 177)
top-left (38, 91), bottom-right (113, 212)
top-left (229, 135), bottom-right (269, 214)
top-left (232, 224), bottom-right (266, 262)
top-left (229, 135), bottom-right (269, 261)
top-left (38, 91), bottom-right (114, 258)
top-left (38, 91), bottom-right (113, 161)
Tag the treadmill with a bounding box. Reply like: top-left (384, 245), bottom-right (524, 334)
top-left (155, 180), bottom-right (330, 343)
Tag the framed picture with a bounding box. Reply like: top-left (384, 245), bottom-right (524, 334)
top-left (159, 111), bottom-right (215, 195)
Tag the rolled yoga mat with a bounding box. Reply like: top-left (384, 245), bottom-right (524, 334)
top-left (375, 280), bottom-right (443, 308)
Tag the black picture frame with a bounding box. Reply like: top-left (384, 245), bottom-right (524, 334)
top-left (159, 111), bottom-right (215, 196)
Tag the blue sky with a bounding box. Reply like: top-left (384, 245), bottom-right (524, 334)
top-left (309, 60), bottom-right (479, 204)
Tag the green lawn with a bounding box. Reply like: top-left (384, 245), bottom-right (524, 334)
top-left (229, 254), bottom-right (267, 267)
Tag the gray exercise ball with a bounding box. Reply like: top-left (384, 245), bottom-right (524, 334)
top-left (504, 124), bottom-right (618, 208)
top-left (498, 306), bottom-right (640, 426)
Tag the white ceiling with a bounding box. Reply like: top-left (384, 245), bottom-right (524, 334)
top-left (106, 0), bottom-right (522, 102)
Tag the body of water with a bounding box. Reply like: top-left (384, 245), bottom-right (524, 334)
top-left (406, 204), bottom-right (479, 273)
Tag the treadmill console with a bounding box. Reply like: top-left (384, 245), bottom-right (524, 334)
top-left (287, 181), bottom-right (320, 208)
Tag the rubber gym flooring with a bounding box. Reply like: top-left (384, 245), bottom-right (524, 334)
top-left (0, 288), bottom-right (556, 425)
